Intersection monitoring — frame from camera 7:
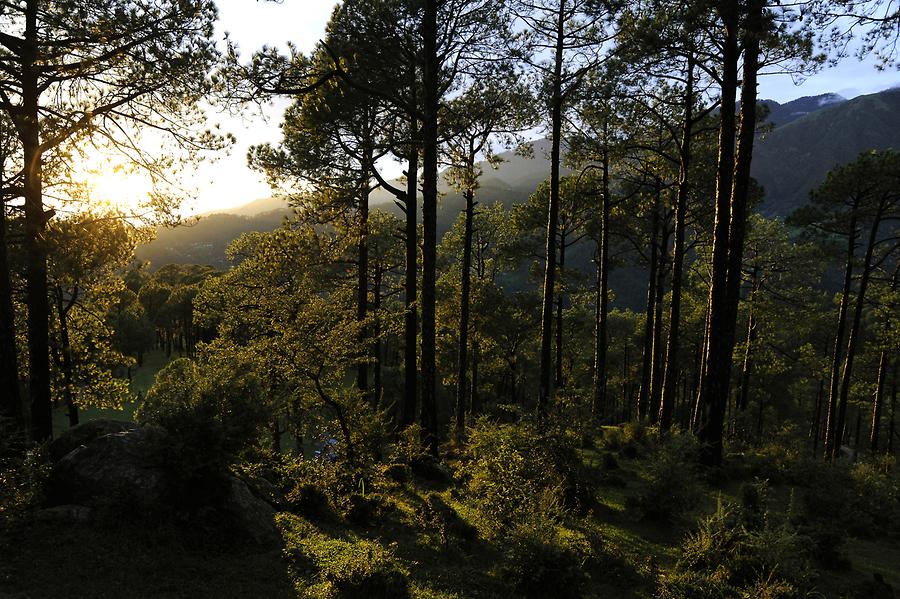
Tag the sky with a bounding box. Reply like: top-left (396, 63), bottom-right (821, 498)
top-left (172, 0), bottom-right (900, 215)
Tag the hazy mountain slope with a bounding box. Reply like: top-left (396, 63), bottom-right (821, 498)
top-left (758, 93), bottom-right (846, 127)
top-left (752, 89), bottom-right (900, 217)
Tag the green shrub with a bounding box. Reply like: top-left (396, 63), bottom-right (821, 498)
top-left (416, 493), bottom-right (477, 545)
top-left (456, 419), bottom-right (594, 538)
top-left (660, 498), bottom-right (814, 599)
top-left (630, 431), bottom-right (703, 522)
top-left (278, 513), bottom-right (410, 598)
top-left (0, 425), bottom-right (50, 530)
top-left (499, 516), bottom-right (593, 599)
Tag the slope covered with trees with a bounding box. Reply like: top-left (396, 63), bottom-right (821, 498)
top-left (2, 0), bottom-right (900, 597)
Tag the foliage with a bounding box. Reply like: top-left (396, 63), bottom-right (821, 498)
top-left (277, 513), bottom-right (410, 599)
top-left (659, 494), bottom-right (815, 599)
top-left (629, 430), bottom-right (704, 522)
top-left (456, 419), bottom-right (594, 538)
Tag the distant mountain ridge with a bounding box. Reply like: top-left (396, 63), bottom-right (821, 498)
top-left (137, 88), bottom-right (900, 269)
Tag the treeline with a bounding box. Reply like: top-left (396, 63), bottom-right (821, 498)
top-left (1, 0), bottom-right (899, 472)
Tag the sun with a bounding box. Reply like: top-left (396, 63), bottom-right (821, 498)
top-left (76, 156), bottom-right (155, 214)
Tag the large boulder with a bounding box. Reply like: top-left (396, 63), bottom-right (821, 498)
top-left (48, 425), bottom-right (170, 510)
top-left (46, 423), bottom-right (281, 549)
top-left (49, 419), bottom-right (137, 462)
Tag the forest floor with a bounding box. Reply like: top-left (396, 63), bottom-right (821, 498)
top-left (2, 427), bottom-right (899, 599)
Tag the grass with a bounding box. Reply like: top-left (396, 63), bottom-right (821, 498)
top-left (3, 425), bottom-right (899, 598)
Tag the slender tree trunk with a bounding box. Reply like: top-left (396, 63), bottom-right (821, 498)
top-left (871, 352), bottom-right (889, 453)
top-left (888, 363), bottom-right (897, 455)
top-left (356, 164), bottom-right (370, 402)
top-left (870, 266), bottom-right (898, 452)
top-left (812, 376), bottom-right (824, 456)
top-left (649, 216), bottom-right (670, 423)
top-left (420, 0), bottom-right (439, 455)
top-left (55, 287), bottom-right (78, 427)
top-left (402, 131), bottom-right (418, 427)
top-left (824, 210), bottom-right (857, 458)
top-left (373, 267), bottom-right (384, 409)
top-left (833, 207), bottom-right (884, 459)
top-left (737, 268), bottom-right (759, 414)
top-left (695, 0), bottom-right (741, 465)
top-left (637, 189), bottom-right (660, 420)
top-left (0, 160), bottom-right (22, 424)
top-left (593, 141), bottom-right (610, 421)
top-left (456, 188), bottom-right (474, 440)
top-left (659, 56), bottom-right (694, 431)
top-left (471, 338), bottom-right (480, 415)
top-left (555, 229), bottom-right (567, 389)
top-left (538, 2), bottom-right (566, 414)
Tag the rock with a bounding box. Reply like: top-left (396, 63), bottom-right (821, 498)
top-left (35, 504), bottom-right (93, 523)
top-left (239, 473), bottom-right (289, 510)
top-left (221, 477), bottom-right (280, 549)
top-left (49, 419), bottom-right (136, 462)
top-left (48, 425), bottom-right (170, 510)
top-left (47, 422), bottom-right (280, 549)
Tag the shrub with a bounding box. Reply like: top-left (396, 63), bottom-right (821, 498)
top-left (278, 513), bottom-right (410, 598)
top-left (0, 424), bottom-right (50, 530)
top-left (630, 431), bottom-right (703, 522)
top-left (136, 357), bottom-right (270, 507)
top-left (416, 493), bottom-right (477, 545)
top-left (499, 515), bottom-right (593, 599)
top-left (659, 498), bottom-right (814, 599)
top-left (456, 419), bottom-right (594, 538)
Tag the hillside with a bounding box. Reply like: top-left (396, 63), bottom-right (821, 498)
top-left (136, 89), bottom-right (900, 270)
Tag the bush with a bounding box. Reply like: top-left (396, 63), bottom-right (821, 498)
top-left (499, 515), bottom-right (593, 599)
top-left (630, 431), bottom-right (703, 522)
top-left (136, 357), bottom-right (270, 507)
top-left (456, 419), bottom-right (594, 538)
top-left (278, 513), bottom-right (410, 598)
top-left (416, 493), bottom-right (477, 545)
top-left (0, 423), bottom-right (50, 530)
top-left (659, 497), bottom-right (814, 599)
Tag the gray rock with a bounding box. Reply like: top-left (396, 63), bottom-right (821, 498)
top-left (222, 477), bottom-right (280, 549)
top-left (49, 419), bottom-right (137, 462)
top-left (48, 425), bottom-right (170, 510)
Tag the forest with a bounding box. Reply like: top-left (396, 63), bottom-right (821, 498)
top-left (1, 0), bottom-right (900, 597)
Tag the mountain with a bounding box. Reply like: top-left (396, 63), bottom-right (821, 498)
top-left (758, 93), bottom-right (846, 128)
top-left (753, 88), bottom-right (900, 216)
top-left (137, 88), bottom-right (900, 271)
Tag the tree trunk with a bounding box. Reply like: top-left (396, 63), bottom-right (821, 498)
top-left (659, 55), bottom-right (694, 431)
top-left (592, 140), bottom-right (610, 421)
top-left (871, 352), bottom-right (889, 453)
top-left (55, 287), bottom-right (79, 427)
top-left (888, 363), bottom-right (897, 455)
top-left (649, 214), bottom-right (670, 424)
top-left (637, 190), bottom-right (660, 421)
top-left (555, 228), bottom-right (566, 389)
top-left (456, 188), bottom-right (474, 440)
top-left (833, 205), bottom-right (885, 459)
top-left (420, 0), bottom-right (439, 456)
top-left (0, 160), bottom-right (22, 424)
top-left (373, 267), bottom-right (384, 409)
top-left (737, 268), bottom-right (759, 415)
top-left (870, 266), bottom-right (898, 452)
top-left (402, 129), bottom-right (418, 427)
top-left (695, 0), bottom-right (741, 465)
top-left (538, 2), bottom-right (566, 414)
top-left (356, 162), bottom-right (370, 402)
top-left (824, 209), bottom-right (857, 458)
top-left (22, 0), bottom-right (52, 440)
